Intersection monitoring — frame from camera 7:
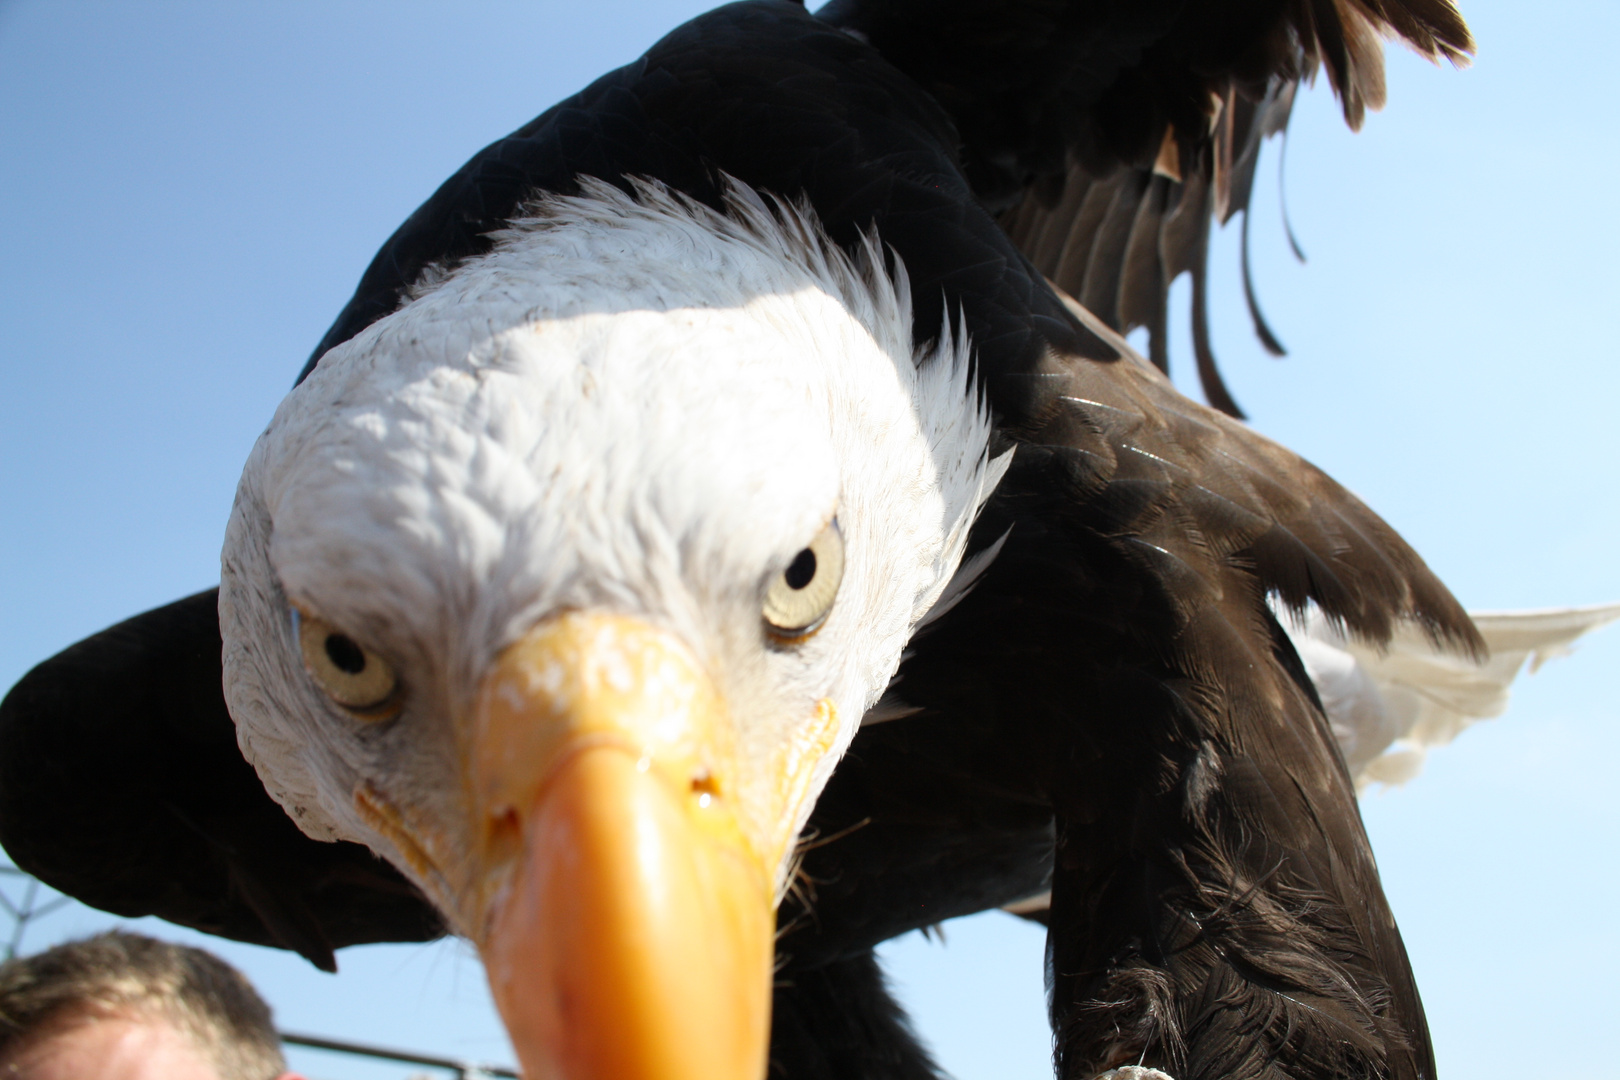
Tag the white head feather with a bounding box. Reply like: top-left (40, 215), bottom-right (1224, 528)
top-left (219, 177), bottom-right (1005, 916)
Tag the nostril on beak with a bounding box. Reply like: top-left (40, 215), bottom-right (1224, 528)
top-left (690, 767), bottom-right (720, 807)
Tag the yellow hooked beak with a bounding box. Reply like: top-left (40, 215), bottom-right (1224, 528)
top-left (461, 612), bottom-right (839, 1080)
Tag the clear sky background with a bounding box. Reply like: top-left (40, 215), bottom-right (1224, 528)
top-left (1, 2), bottom-right (1616, 1078)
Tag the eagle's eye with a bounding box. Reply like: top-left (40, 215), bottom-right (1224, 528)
top-left (763, 520), bottom-right (844, 639)
top-left (293, 609), bottom-right (400, 719)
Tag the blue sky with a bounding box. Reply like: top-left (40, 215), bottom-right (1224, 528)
top-left (1, 2), bottom-right (1616, 1078)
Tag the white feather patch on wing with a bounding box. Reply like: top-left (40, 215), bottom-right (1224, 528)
top-left (1281, 602), bottom-right (1620, 790)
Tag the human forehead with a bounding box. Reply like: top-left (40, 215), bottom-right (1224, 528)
top-left (1, 1009), bottom-right (220, 1080)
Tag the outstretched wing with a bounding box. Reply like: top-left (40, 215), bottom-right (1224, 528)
top-left (819, 0), bottom-right (1473, 414)
top-left (1000, 85), bottom-right (1297, 418)
top-left (1008, 297), bottom-right (1479, 1080)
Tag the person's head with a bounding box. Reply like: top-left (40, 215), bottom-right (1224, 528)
top-left (0, 931), bottom-right (304, 1080)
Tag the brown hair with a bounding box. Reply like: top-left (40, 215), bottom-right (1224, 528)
top-left (0, 931), bottom-right (286, 1079)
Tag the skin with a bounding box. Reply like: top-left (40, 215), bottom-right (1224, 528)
top-left (0, 1010), bottom-right (306, 1080)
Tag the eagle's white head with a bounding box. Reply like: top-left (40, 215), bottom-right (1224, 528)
top-left (219, 178), bottom-right (1003, 1080)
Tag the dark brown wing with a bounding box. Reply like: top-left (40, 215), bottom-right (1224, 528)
top-left (0, 591), bottom-right (443, 972)
top-left (1031, 289), bottom-right (1482, 654)
top-left (1000, 82), bottom-right (1298, 418)
top-left (997, 295), bottom-right (1479, 1079)
top-left (820, 0), bottom-right (1474, 416)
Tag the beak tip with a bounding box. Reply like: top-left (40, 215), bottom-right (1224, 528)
top-left (478, 745), bottom-right (773, 1080)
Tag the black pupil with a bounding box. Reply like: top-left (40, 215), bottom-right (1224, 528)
top-left (785, 548), bottom-right (817, 590)
top-left (324, 634), bottom-right (367, 675)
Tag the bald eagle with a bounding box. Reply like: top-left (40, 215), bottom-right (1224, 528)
top-left (0, 2), bottom-right (1482, 1079)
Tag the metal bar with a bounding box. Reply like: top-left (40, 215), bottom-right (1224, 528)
top-left (280, 1031), bottom-right (519, 1078)
top-left (6, 880), bottom-right (38, 961)
top-left (31, 896), bottom-right (70, 919)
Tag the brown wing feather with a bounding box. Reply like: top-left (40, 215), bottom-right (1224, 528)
top-left (1002, 80), bottom-right (1295, 416)
top-left (987, 0), bottom-right (1472, 414)
top-left (983, 290), bottom-right (1479, 1078)
top-left (1039, 287), bottom-right (1481, 657)
top-left (1078, 173), bottom-right (1151, 320)
top-left (1116, 175), bottom-right (1171, 337)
